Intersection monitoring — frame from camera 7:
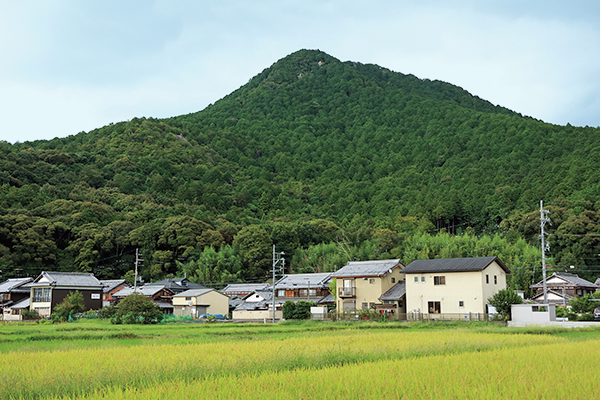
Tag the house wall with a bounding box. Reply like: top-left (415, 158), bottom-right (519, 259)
top-left (173, 291), bottom-right (229, 317)
top-left (335, 268), bottom-right (405, 311)
top-left (511, 304), bottom-right (556, 322)
top-left (232, 310), bottom-right (283, 321)
top-left (405, 262), bottom-right (507, 314)
top-left (51, 289), bottom-right (103, 312)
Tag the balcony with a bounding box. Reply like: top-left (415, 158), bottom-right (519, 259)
top-left (338, 287), bottom-right (356, 298)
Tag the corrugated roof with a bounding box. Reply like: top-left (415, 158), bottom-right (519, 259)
top-left (379, 281), bottom-right (406, 301)
top-left (331, 259), bottom-right (403, 278)
top-left (9, 297), bottom-right (30, 309)
top-left (173, 288), bottom-right (214, 298)
top-left (531, 272), bottom-right (599, 289)
top-left (402, 257), bottom-right (509, 274)
top-left (274, 273), bottom-right (332, 289)
top-left (0, 278), bottom-right (33, 293)
top-left (31, 272), bottom-right (103, 288)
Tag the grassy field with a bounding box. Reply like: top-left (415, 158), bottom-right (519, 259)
top-left (1, 319), bottom-right (598, 399)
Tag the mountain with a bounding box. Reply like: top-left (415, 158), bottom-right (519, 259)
top-left (1, 49), bottom-right (599, 284)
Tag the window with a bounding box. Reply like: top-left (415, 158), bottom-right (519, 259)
top-left (277, 290), bottom-right (285, 297)
top-left (185, 297), bottom-right (192, 301)
top-left (391, 278), bottom-right (396, 283)
top-left (486, 274), bottom-right (489, 284)
top-left (369, 278), bottom-right (375, 284)
top-left (494, 275), bottom-right (497, 285)
top-left (362, 302), bottom-right (368, 309)
top-left (369, 302), bottom-right (375, 309)
top-left (428, 301), bottom-right (441, 314)
top-left (459, 301), bottom-right (464, 308)
top-left (434, 276), bottom-right (446, 285)
top-left (399, 300), bottom-right (403, 307)
top-left (33, 288), bottom-right (50, 302)
top-left (421, 276), bottom-right (425, 282)
top-left (414, 277), bottom-right (418, 283)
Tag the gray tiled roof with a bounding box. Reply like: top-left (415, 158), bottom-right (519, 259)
top-left (31, 272), bottom-right (103, 288)
top-left (100, 279), bottom-right (128, 293)
top-left (379, 281), bottom-right (406, 301)
top-left (9, 297), bottom-right (30, 309)
top-left (318, 293), bottom-right (334, 304)
top-left (402, 257), bottom-right (509, 274)
top-left (113, 285), bottom-right (171, 297)
top-left (531, 272), bottom-right (599, 289)
top-left (274, 273), bottom-right (332, 289)
top-left (220, 283), bottom-right (270, 295)
top-left (531, 289), bottom-right (574, 301)
top-left (331, 259), bottom-right (403, 278)
top-left (173, 288), bottom-right (214, 298)
top-left (149, 278), bottom-right (207, 294)
top-left (0, 278), bottom-right (33, 293)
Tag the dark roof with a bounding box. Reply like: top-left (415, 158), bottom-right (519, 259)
top-left (379, 281), bottom-right (406, 301)
top-left (149, 278), bottom-right (207, 294)
top-left (331, 259), bottom-right (403, 278)
top-left (531, 272), bottom-right (599, 289)
top-left (0, 278), bottom-right (33, 293)
top-left (100, 279), bottom-right (128, 293)
top-left (318, 293), bottom-right (334, 304)
top-left (30, 271), bottom-right (103, 288)
top-left (402, 257), bottom-right (509, 274)
top-left (274, 273), bottom-right (332, 290)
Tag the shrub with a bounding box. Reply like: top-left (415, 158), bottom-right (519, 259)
top-left (20, 309), bottom-right (40, 321)
top-left (293, 301), bottom-right (316, 320)
top-left (51, 291), bottom-right (85, 323)
top-left (282, 301), bottom-right (296, 320)
top-left (97, 305), bottom-right (118, 319)
top-left (488, 289), bottom-right (523, 320)
top-left (116, 293), bottom-right (163, 324)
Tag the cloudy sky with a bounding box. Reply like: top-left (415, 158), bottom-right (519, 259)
top-left (2, 1), bottom-right (600, 144)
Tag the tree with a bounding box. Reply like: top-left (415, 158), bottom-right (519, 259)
top-left (488, 289), bottom-right (523, 320)
top-left (114, 292), bottom-right (163, 324)
top-left (51, 291), bottom-right (85, 322)
top-left (233, 225), bottom-right (272, 280)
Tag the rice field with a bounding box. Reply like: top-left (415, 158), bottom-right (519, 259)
top-left (1, 320), bottom-right (598, 399)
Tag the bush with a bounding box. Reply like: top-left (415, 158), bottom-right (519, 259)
top-left (488, 289), bottom-right (523, 320)
top-left (20, 309), bottom-right (40, 321)
top-left (51, 291), bottom-right (85, 323)
top-left (282, 301), bottom-right (296, 320)
top-left (116, 293), bottom-right (163, 324)
top-left (293, 301), bottom-right (316, 320)
top-left (97, 305), bottom-right (118, 319)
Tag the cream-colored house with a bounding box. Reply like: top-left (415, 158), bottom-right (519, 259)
top-left (402, 256), bottom-right (509, 316)
top-left (331, 259), bottom-right (405, 314)
top-left (172, 288), bottom-right (229, 318)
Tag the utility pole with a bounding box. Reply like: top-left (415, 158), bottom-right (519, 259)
top-left (272, 245), bottom-right (285, 323)
top-left (540, 201), bottom-right (550, 304)
top-left (134, 248), bottom-right (143, 293)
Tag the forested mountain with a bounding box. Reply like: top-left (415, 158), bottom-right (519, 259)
top-left (2, 49), bottom-right (600, 293)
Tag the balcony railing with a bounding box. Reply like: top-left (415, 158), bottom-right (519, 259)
top-left (338, 287), bottom-right (356, 298)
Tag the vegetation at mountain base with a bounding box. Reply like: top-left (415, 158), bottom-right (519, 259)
top-left (2, 49), bottom-right (600, 287)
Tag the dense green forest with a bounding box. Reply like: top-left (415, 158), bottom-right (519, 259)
top-left (2, 49), bottom-right (600, 295)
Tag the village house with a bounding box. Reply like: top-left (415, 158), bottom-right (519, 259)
top-left (331, 259), bottom-right (405, 315)
top-left (402, 256), bottom-right (509, 317)
top-left (28, 271), bottom-right (103, 317)
top-left (172, 288), bottom-right (229, 318)
top-left (220, 283), bottom-right (270, 312)
top-left (100, 279), bottom-right (129, 307)
top-left (0, 277), bottom-right (33, 312)
top-left (3, 298), bottom-right (31, 321)
top-left (530, 272), bottom-right (599, 305)
top-left (232, 289), bottom-right (281, 321)
top-left (112, 285), bottom-right (175, 314)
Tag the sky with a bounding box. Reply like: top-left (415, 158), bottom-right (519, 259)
top-left (2, 0), bottom-right (600, 144)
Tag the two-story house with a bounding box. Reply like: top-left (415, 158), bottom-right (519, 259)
top-left (28, 271), bottom-right (103, 317)
top-left (402, 256), bottom-right (509, 316)
top-left (331, 259), bottom-right (405, 313)
top-left (172, 288), bottom-right (230, 318)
